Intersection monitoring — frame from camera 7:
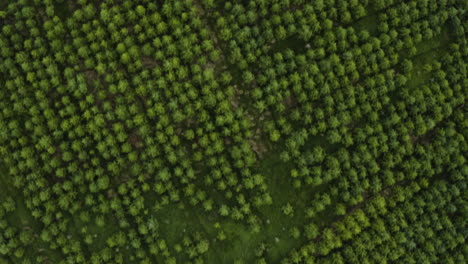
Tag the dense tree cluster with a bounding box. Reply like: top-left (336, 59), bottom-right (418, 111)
top-left (0, 0), bottom-right (466, 263)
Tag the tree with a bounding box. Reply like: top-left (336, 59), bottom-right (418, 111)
top-left (402, 59), bottom-right (413, 74)
top-left (121, 53), bottom-right (131, 64)
top-left (136, 5), bottom-right (146, 16)
top-left (2, 197), bottom-right (15, 212)
top-left (282, 203), bottom-right (294, 216)
top-left (197, 239), bottom-right (209, 254)
top-left (219, 205), bottom-right (229, 216)
top-left (96, 216), bottom-right (105, 227)
top-left (305, 223), bottom-right (319, 239)
top-left (290, 227), bottom-right (300, 239)
top-left (242, 71), bottom-right (254, 83)
top-left (270, 130), bottom-right (281, 142)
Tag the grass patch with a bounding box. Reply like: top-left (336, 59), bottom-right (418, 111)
top-left (140, 145), bottom-right (316, 263)
top-left (270, 35), bottom-right (307, 54)
top-left (0, 163), bottom-right (64, 263)
top-left (0, 0), bottom-right (8, 11)
top-left (352, 14), bottom-right (379, 36)
top-left (404, 24), bottom-right (453, 89)
top-left (53, 0), bottom-right (71, 20)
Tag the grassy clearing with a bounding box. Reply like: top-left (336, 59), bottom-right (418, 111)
top-left (143, 143), bottom-right (315, 263)
top-left (0, 163), bottom-right (64, 263)
top-left (352, 13), bottom-right (379, 36)
top-left (404, 24), bottom-right (453, 90)
top-left (53, 0), bottom-right (70, 20)
top-left (270, 36), bottom-right (307, 54)
top-left (255, 150), bottom-right (309, 262)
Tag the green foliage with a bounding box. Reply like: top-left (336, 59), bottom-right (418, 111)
top-left (0, 0), bottom-right (466, 263)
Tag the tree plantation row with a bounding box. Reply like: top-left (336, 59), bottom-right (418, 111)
top-left (0, 0), bottom-right (466, 263)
